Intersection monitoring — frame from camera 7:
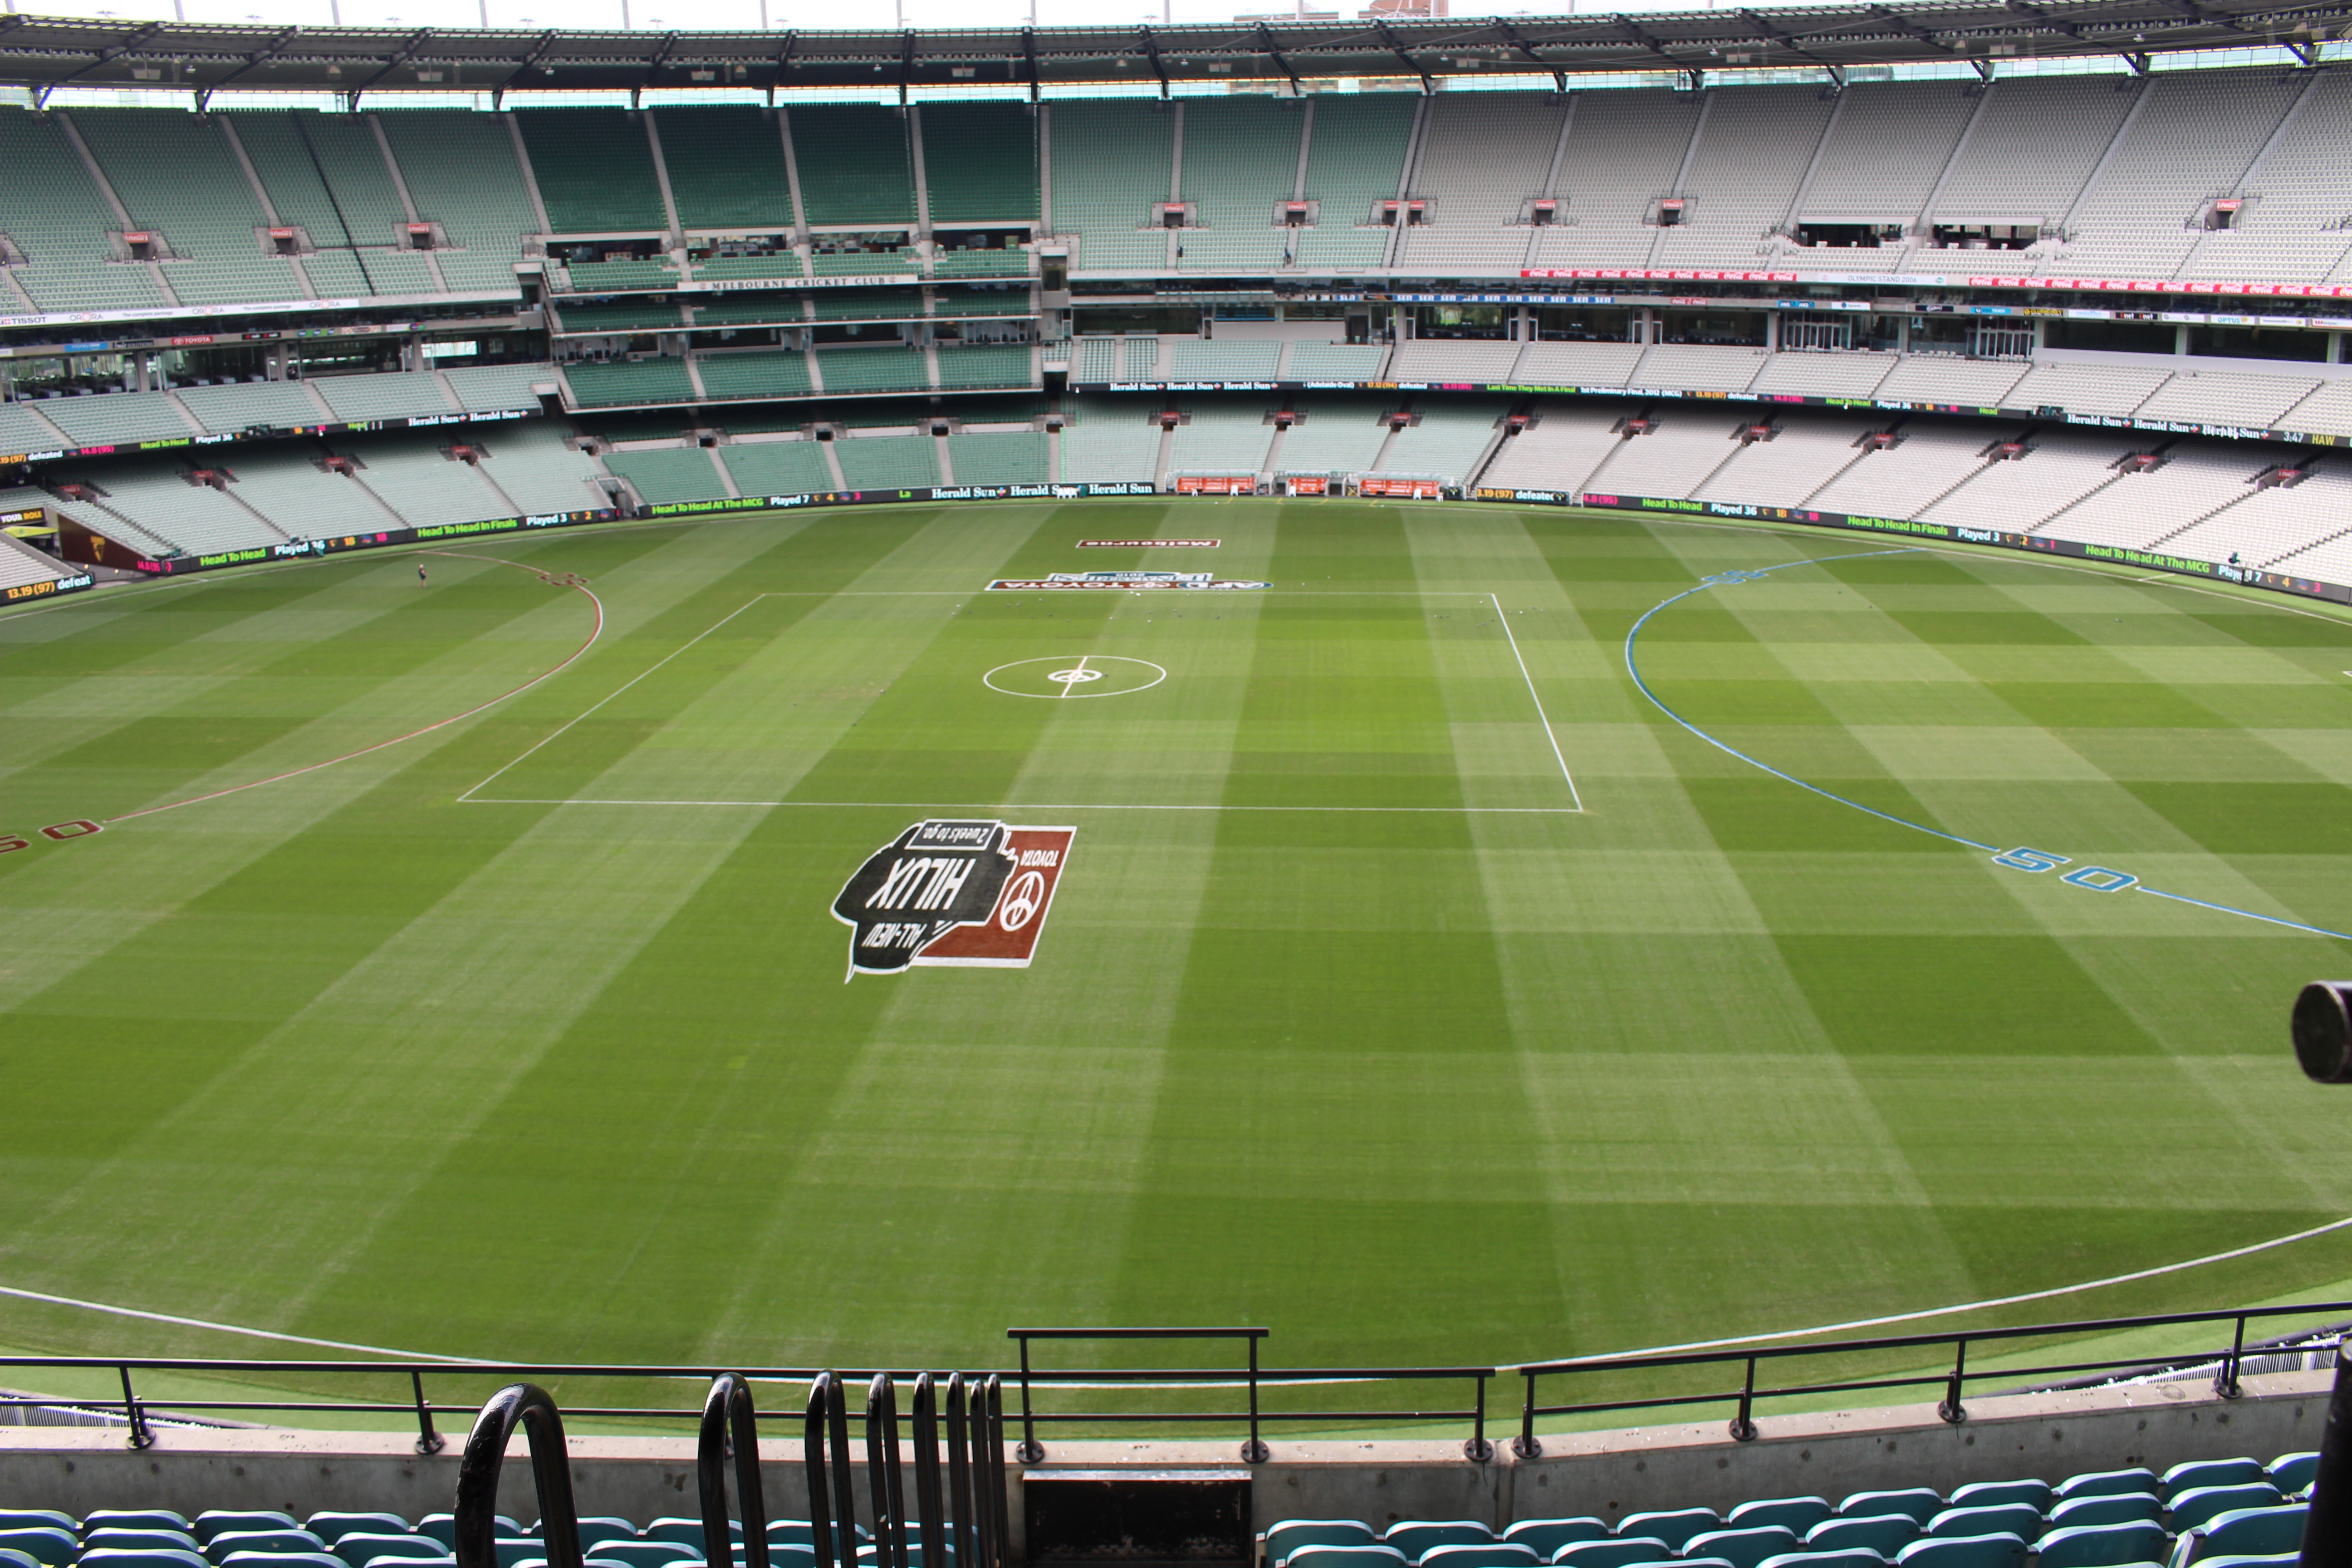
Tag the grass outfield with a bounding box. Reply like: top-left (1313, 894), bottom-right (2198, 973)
top-left (4, 496), bottom-right (2352, 1430)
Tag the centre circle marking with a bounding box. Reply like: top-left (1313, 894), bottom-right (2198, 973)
top-left (983, 656), bottom-right (1169, 701)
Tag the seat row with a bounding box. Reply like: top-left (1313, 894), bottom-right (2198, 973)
top-left (1259, 1454), bottom-right (2319, 1568)
top-left (0, 1514), bottom-right (891, 1568)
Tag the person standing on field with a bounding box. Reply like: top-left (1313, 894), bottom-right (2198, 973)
top-left (418, 561), bottom-right (428, 585)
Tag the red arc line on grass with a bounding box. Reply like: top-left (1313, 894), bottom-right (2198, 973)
top-left (103, 553), bottom-right (604, 826)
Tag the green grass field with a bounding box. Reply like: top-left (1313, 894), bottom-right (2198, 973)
top-left (5, 497), bottom-right (2352, 1431)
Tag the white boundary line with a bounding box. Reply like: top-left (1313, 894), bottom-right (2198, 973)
top-left (462, 590), bottom-right (1587, 815)
top-left (0, 1283), bottom-right (471, 1362)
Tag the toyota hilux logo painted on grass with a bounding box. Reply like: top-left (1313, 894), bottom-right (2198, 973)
top-left (831, 819), bottom-right (1076, 978)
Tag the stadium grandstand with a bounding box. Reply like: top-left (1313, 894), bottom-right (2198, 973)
top-left (12, 5), bottom-right (2352, 1564)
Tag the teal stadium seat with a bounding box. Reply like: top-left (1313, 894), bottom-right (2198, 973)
top-left (2171, 1506), bottom-right (2308, 1568)
top-left (2050, 1497), bottom-right (2161, 1530)
top-left (363, 1556), bottom-right (453, 1568)
top-left (88, 1516), bottom-right (194, 1535)
top-left (1671, 1559), bottom-right (1736, 1568)
top-left (1548, 1541), bottom-right (1666, 1568)
top-left (495, 1540), bottom-right (548, 1568)
top-left (414, 1522), bottom-right (515, 1553)
top-left (0, 1548), bottom-right (43, 1568)
top-left (1894, 1536), bottom-right (2027, 1568)
top-left (1730, 1503), bottom-right (1834, 1536)
top-left (79, 1552), bottom-right (212, 1568)
top-left (1286, 1546), bottom-right (1406, 1568)
top-left (222, 1553), bottom-right (348, 1568)
top-left (1499, 1524), bottom-right (1607, 1558)
top-left (529, 1524), bottom-right (636, 1553)
top-left (0, 1517), bottom-right (74, 1536)
top-left (2057, 1471), bottom-right (2158, 1502)
top-left (1617, 1511), bottom-right (1719, 1551)
top-left (2169, 1488), bottom-right (2282, 1534)
top-left (304, 1524), bottom-right (411, 1548)
top-left (646, 1523), bottom-right (740, 1552)
top-left (206, 1532), bottom-right (328, 1563)
top-left (1270, 1523), bottom-right (1373, 1561)
top-left (1682, 1531), bottom-right (1800, 1568)
top-left (2163, 1463), bottom-right (2268, 1502)
top-left (586, 1545), bottom-right (699, 1568)
top-left (2267, 1455), bottom-right (2318, 1495)
top-left (2185, 1557), bottom-right (2296, 1568)
top-left (0, 1530), bottom-right (78, 1566)
top-left (1927, 1509), bottom-right (2040, 1541)
top-left (1385, 1526), bottom-right (1492, 1562)
top-left (1947, 1485), bottom-right (2050, 1515)
top-left (87, 1532), bottom-right (204, 1555)
top-left (1418, 1548), bottom-right (1534, 1568)
top-left (1805, 1516), bottom-right (1916, 1556)
top-left (335, 1537), bottom-right (444, 1567)
top-left (1756, 1551), bottom-right (1891, 1568)
top-left (193, 1517), bottom-right (299, 1545)
top-left (2033, 1522), bottom-right (2169, 1568)
top-left (1839, 1494), bottom-right (1942, 1526)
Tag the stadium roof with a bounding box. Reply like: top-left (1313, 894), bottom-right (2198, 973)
top-left (0, 0), bottom-right (2346, 100)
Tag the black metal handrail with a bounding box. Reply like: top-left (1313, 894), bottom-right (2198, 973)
top-left (699, 1376), bottom-right (771, 1568)
top-left (455, 1384), bottom-right (583, 1568)
top-left (3, 1298), bottom-right (2345, 1460)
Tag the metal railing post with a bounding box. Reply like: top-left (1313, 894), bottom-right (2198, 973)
top-left (2299, 1343), bottom-right (2352, 1568)
top-left (1729, 1357), bottom-right (1759, 1442)
top-left (910, 1374), bottom-right (943, 1568)
top-left (700, 1374), bottom-right (771, 1568)
top-left (826, 1371), bottom-right (861, 1568)
top-left (1013, 1334), bottom-right (1042, 1464)
top-left (984, 1376), bottom-right (1008, 1568)
top-left (1514, 1370), bottom-right (1540, 1459)
top-left (455, 1385), bottom-right (583, 1568)
top-left (945, 1375), bottom-right (975, 1568)
top-left (807, 1375), bottom-right (845, 1568)
top-left (1241, 1333), bottom-right (1268, 1464)
top-left (118, 1364), bottom-right (153, 1451)
top-left (867, 1375), bottom-right (910, 1568)
top-left (1465, 1373), bottom-right (1492, 1463)
top-left (1938, 1339), bottom-right (1968, 1426)
top-left (413, 1370), bottom-right (446, 1455)
top-left (2216, 1314), bottom-right (2248, 1400)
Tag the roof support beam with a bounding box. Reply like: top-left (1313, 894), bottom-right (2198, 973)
top-left (1495, 19), bottom-right (1565, 91)
top-left (199, 20), bottom-right (301, 107)
top-left (1254, 23), bottom-right (1300, 92)
top-left (1136, 24), bottom-right (1169, 99)
top-left (354, 26), bottom-right (436, 94)
top-left (768, 27), bottom-right (796, 100)
top-left (501, 27), bottom-right (559, 96)
top-left (639, 27), bottom-right (681, 100)
top-left (1864, 5), bottom-right (1969, 55)
top-left (1372, 19), bottom-right (1433, 93)
top-left (1735, 9), bottom-right (1844, 73)
top-left (1022, 24), bottom-right (1039, 101)
top-left (49, 19), bottom-right (164, 89)
top-left (897, 28), bottom-right (914, 106)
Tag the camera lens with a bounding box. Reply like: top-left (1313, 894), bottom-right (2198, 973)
top-left (2293, 981), bottom-right (2352, 1083)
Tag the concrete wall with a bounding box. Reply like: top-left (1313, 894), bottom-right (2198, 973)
top-left (0, 1371), bottom-right (2327, 1556)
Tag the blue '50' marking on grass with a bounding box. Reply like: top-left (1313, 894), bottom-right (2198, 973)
top-left (1625, 550), bottom-right (2352, 945)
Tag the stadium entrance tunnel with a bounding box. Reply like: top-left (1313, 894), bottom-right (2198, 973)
top-left (1024, 1471), bottom-right (1250, 1568)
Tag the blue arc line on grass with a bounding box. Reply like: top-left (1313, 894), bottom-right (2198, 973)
top-left (1623, 549), bottom-right (2352, 945)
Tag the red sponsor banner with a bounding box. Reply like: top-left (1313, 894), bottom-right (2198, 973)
top-left (1360, 478), bottom-right (1442, 500)
top-left (1287, 476), bottom-right (1328, 495)
top-left (1176, 476), bottom-right (1255, 495)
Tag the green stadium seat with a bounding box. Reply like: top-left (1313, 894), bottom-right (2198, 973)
top-left (2058, 1471), bottom-right (2157, 1502)
top-left (1498, 1522), bottom-right (1606, 1558)
top-left (1730, 1504), bottom-right (1833, 1536)
top-left (2162, 1463), bottom-right (2266, 1502)
top-left (2266, 1455), bottom-right (2318, 1494)
top-left (1383, 1525), bottom-right (1490, 1561)
top-left (221, 1553), bottom-right (348, 1568)
top-left (87, 1517), bottom-right (193, 1536)
top-left (361, 1556), bottom-right (454, 1568)
top-left (2173, 1506), bottom-right (2307, 1567)
top-left (1615, 1511), bottom-right (1716, 1552)
top-left (494, 1540), bottom-right (546, 1568)
top-left (2184, 1556), bottom-right (2295, 1568)
top-left (595, 1545), bottom-right (701, 1568)
top-left (0, 1530), bottom-right (77, 1566)
top-left (87, 1532), bottom-right (203, 1555)
top-left (1284, 1547), bottom-right (1405, 1568)
top-left (1894, 1538), bottom-right (2027, 1568)
top-left (1838, 1494), bottom-right (1941, 1526)
top-left (1947, 1485), bottom-right (2049, 1515)
top-left (522, 1522), bottom-right (635, 1550)
top-left (0, 1521), bottom-right (74, 1539)
top-left (1548, 1541), bottom-right (1665, 1568)
top-left (645, 1524), bottom-right (738, 1552)
top-left (193, 1518), bottom-right (299, 1546)
top-left (1804, 1516), bottom-right (1915, 1556)
top-left (2032, 1522), bottom-right (2168, 1568)
top-left (1, 1546), bottom-right (44, 1568)
top-left (1265, 1524), bottom-right (1377, 1565)
top-left (1683, 1529), bottom-right (1800, 1568)
top-left (302, 1523), bottom-right (408, 1548)
top-left (335, 1537), bottom-right (444, 1566)
top-left (2050, 1497), bottom-right (2161, 1531)
top-left (1925, 1508), bottom-right (2039, 1541)
top-left (1757, 1550), bottom-right (1891, 1568)
top-left (415, 1519), bottom-right (515, 1552)
top-left (206, 1533), bottom-right (327, 1563)
top-left (1419, 1545), bottom-right (1535, 1568)
top-left (80, 1552), bottom-right (211, 1568)
top-left (2168, 1488), bottom-right (2281, 1534)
